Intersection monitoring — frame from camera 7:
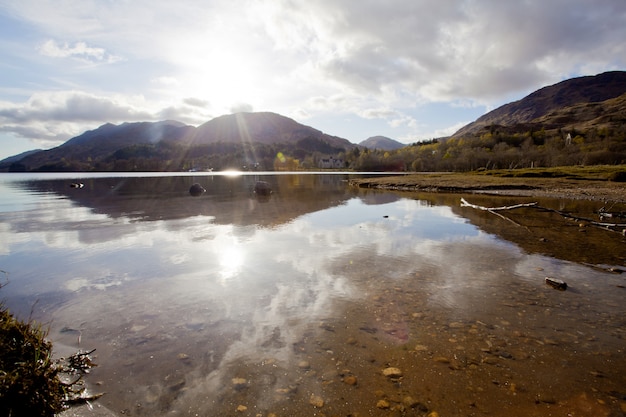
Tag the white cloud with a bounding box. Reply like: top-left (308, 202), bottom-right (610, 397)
top-left (1, 0), bottom-right (625, 156)
top-left (38, 39), bottom-right (122, 64)
top-left (152, 76), bottom-right (180, 86)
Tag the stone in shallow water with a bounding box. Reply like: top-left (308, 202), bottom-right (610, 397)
top-left (382, 367), bottom-right (402, 378)
top-left (309, 394), bottom-right (324, 407)
top-left (545, 276), bottom-right (567, 290)
top-left (376, 399), bottom-right (390, 409)
top-left (343, 375), bottom-right (358, 385)
top-left (231, 378), bottom-right (248, 390)
top-left (189, 183), bottom-right (206, 196)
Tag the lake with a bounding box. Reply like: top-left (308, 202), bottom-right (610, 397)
top-left (1, 172), bottom-right (625, 417)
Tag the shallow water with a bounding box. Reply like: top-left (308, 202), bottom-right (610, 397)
top-left (0, 173), bottom-right (625, 417)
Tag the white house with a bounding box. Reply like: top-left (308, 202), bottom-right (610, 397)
top-left (319, 156), bottom-right (344, 169)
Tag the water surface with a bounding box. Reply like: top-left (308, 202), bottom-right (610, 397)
top-left (0, 173), bottom-right (624, 417)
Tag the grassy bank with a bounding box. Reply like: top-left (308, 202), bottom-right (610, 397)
top-left (1, 273), bottom-right (99, 416)
top-left (0, 305), bottom-right (66, 416)
top-left (349, 165), bottom-right (626, 202)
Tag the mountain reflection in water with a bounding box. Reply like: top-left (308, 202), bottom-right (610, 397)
top-left (0, 173), bottom-right (624, 417)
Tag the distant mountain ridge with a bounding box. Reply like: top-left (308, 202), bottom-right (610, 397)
top-left (359, 136), bottom-right (405, 150)
top-left (454, 71), bottom-right (626, 137)
top-left (3, 112), bottom-right (356, 171)
top-left (3, 71), bottom-right (626, 172)
top-left (189, 112), bottom-right (351, 148)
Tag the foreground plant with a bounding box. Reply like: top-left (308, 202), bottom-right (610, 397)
top-left (0, 304), bottom-right (100, 416)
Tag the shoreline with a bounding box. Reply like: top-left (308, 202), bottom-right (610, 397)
top-left (349, 170), bottom-right (626, 203)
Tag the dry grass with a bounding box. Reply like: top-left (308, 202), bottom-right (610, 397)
top-left (349, 165), bottom-right (626, 202)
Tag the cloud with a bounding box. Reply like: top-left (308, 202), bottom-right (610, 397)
top-left (152, 76), bottom-right (180, 86)
top-left (229, 103), bottom-right (254, 113)
top-left (0, 91), bottom-right (166, 147)
top-left (38, 39), bottom-right (122, 64)
top-left (258, 0), bottom-right (626, 104)
top-left (1, 0), bottom-right (625, 155)
top-left (0, 91), bottom-right (151, 123)
top-left (183, 97), bottom-right (209, 108)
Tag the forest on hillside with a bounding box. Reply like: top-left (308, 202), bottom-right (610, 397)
top-left (7, 124), bottom-right (626, 173)
top-left (348, 125), bottom-right (626, 172)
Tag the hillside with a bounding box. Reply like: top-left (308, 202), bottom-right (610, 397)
top-left (2, 112), bottom-right (356, 172)
top-left (188, 112), bottom-right (353, 149)
top-left (359, 136), bottom-right (405, 150)
top-left (454, 71), bottom-right (626, 137)
top-left (15, 121), bottom-right (194, 171)
top-left (347, 71), bottom-right (626, 172)
top-left (4, 72), bottom-right (626, 173)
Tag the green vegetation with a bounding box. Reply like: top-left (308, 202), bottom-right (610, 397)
top-left (348, 125), bottom-right (626, 172)
top-left (0, 275), bottom-right (99, 416)
top-left (475, 164), bottom-right (626, 181)
top-left (4, 117), bottom-right (626, 173)
top-left (0, 306), bottom-right (65, 416)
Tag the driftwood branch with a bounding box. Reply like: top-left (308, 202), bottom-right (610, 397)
top-left (460, 198), bottom-right (537, 228)
top-left (461, 198), bottom-right (626, 233)
top-left (536, 206), bottom-right (626, 229)
top-left (460, 198), bottom-right (538, 211)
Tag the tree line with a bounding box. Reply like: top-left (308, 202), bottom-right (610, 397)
top-left (8, 124), bottom-right (626, 173)
top-left (347, 125), bottom-right (626, 171)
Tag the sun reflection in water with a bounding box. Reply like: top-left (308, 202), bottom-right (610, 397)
top-left (218, 242), bottom-right (245, 283)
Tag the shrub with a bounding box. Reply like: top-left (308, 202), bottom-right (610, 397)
top-left (608, 170), bottom-right (626, 182)
top-left (0, 307), bottom-right (66, 417)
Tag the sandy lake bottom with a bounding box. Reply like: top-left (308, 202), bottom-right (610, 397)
top-left (1, 173), bottom-right (624, 416)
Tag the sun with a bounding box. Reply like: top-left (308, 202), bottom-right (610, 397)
top-left (164, 35), bottom-right (263, 114)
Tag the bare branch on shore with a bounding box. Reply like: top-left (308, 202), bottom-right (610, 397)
top-left (460, 198), bottom-right (538, 211)
top-left (460, 198), bottom-right (536, 228)
top-left (460, 198), bottom-right (626, 233)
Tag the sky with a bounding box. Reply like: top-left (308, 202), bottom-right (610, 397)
top-left (1, 0), bottom-right (625, 160)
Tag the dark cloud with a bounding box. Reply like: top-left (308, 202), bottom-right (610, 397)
top-left (274, 0), bottom-right (626, 103)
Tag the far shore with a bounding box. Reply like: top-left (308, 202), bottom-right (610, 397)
top-left (349, 166), bottom-right (626, 203)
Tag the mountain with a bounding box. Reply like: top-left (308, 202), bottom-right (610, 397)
top-left (3, 112), bottom-right (357, 172)
top-left (453, 71), bottom-right (626, 137)
top-left (0, 149), bottom-right (42, 165)
top-left (188, 112), bottom-right (354, 150)
top-left (359, 136), bottom-right (405, 150)
top-left (13, 120), bottom-right (194, 171)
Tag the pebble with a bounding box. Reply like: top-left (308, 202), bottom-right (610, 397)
top-left (309, 394), bottom-right (324, 408)
top-left (403, 396), bottom-right (420, 408)
top-left (376, 399), bottom-right (391, 409)
top-left (298, 360), bottom-right (311, 369)
top-left (232, 378), bottom-right (248, 390)
top-left (343, 375), bottom-right (358, 385)
top-left (236, 405), bottom-right (247, 412)
top-left (382, 367), bottom-right (403, 378)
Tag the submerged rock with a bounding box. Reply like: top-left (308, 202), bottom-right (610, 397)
top-left (545, 277), bottom-right (567, 290)
top-left (189, 183), bottom-right (206, 196)
top-left (254, 181), bottom-right (272, 196)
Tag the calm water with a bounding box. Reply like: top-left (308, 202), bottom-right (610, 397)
top-left (1, 173), bottom-right (625, 417)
